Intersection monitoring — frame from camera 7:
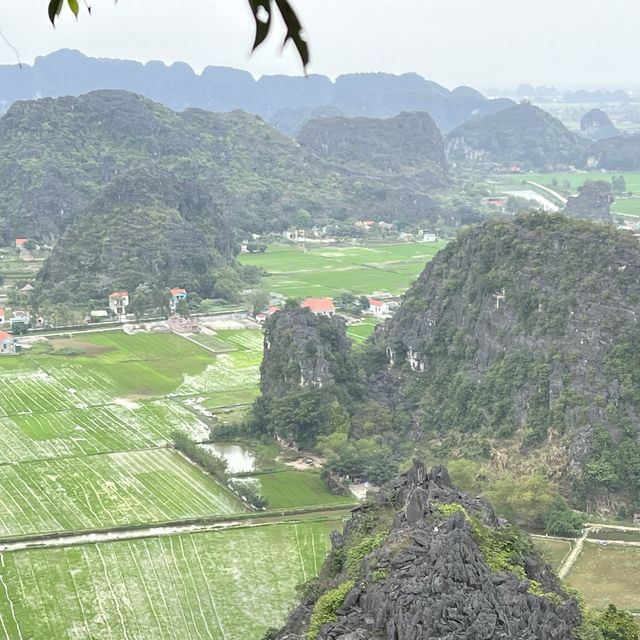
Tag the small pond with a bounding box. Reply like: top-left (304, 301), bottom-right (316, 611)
top-left (201, 442), bottom-right (257, 474)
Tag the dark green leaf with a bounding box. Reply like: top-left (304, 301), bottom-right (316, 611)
top-left (48, 0), bottom-right (64, 25)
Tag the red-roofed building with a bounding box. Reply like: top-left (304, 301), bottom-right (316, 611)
top-left (15, 238), bottom-right (28, 248)
top-left (169, 288), bottom-right (187, 311)
top-left (0, 308), bottom-right (5, 323)
top-left (109, 291), bottom-right (129, 321)
top-left (368, 298), bottom-right (390, 317)
top-left (302, 298), bottom-right (335, 317)
top-left (0, 331), bottom-right (17, 354)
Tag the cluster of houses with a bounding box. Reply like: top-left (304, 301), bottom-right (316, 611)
top-left (98, 287), bottom-right (189, 323)
top-left (354, 221), bottom-right (438, 242)
top-left (255, 295), bottom-right (398, 324)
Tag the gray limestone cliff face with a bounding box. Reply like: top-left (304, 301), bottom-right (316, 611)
top-left (375, 215), bottom-right (640, 477)
top-left (277, 461), bottom-right (581, 640)
top-left (260, 308), bottom-right (353, 398)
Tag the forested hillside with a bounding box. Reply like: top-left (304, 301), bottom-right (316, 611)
top-left (1, 90), bottom-right (454, 298)
top-left (376, 214), bottom-right (640, 509)
top-left (446, 103), bottom-right (589, 169)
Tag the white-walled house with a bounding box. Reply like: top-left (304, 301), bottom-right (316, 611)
top-left (368, 298), bottom-right (390, 317)
top-left (169, 288), bottom-right (187, 311)
top-left (109, 291), bottom-right (129, 321)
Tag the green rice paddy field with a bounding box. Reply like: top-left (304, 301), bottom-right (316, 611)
top-left (0, 519), bottom-right (340, 640)
top-left (0, 328), bottom-right (355, 639)
top-left (567, 544), bottom-right (640, 611)
top-left (0, 449), bottom-right (246, 538)
top-left (250, 471), bottom-right (356, 510)
top-left (238, 242), bottom-right (446, 297)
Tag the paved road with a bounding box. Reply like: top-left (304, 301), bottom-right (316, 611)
top-left (502, 189), bottom-right (560, 212)
top-left (527, 181), bottom-right (568, 205)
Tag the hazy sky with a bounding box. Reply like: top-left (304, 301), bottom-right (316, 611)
top-left (0, 1), bottom-right (637, 90)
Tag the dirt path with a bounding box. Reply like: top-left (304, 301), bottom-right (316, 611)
top-left (0, 506), bottom-right (352, 553)
top-left (558, 528), bottom-right (588, 579)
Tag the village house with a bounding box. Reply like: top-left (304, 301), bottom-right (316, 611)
top-left (14, 238), bottom-right (28, 250)
top-left (20, 283), bottom-right (34, 293)
top-left (0, 308), bottom-right (5, 324)
top-left (302, 297), bottom-right (336, 318)
top-left (368, 298), bottom-right (390, 317)
top-left (0, 331), bottom-right (18, 354)
top-left (168, 314), bottom-right (199, 334)
top-left (355, 220), bottom-right (376, 231)
top-left (420, 231), bottom-right (438, 242)
top-left (109, 291), bottom-right (129, 321)
top-left (169, 287), bottom-right (187, 311)
top-left (255, 305), bottom-right (280, 324)
top-left (9, 310), bottom-right (30, 331)
top-left (378, 221), bottom-right (396, 234)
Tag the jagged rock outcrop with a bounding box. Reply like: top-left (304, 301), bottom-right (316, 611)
top-left (580, 109), bottom-right (619, 141)
top-left (446, 103), bottom-right (588, 169)
top-left (562, 180), bottom-right (614, 221)
top-left (260, 307), bottom-right (353, 396)
top-left (372, 214), bottom-right (640, 505)
top-left (277, 461), bottom-right (581, 639)
top-left (251, 307), bottom-right (359, 449)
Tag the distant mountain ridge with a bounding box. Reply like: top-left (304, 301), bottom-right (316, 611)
top-left (0, 49), bottom-right (514, 134)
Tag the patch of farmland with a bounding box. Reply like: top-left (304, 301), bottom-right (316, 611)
top-left (0, 519), bottom-right (339, 639)
top-left (346, 320), bottom-right (380, 343)
top-left (214, 329), bottom-right (264, 352)
top-left (198, 388), bottom-right (260, 409)
top-left (532, 537), bottom-right (572, 571)
top-left (238, 242), bottom-right (446, 297)
top-left (0, 399), bottom-right (208, 464)
top-left (187, 334), bottom-right (237, 353)
top-left (0, 449), bottom-right (246, 538)
top-left (0, 366), bottom-right (112, 416)
top-left (249, 471), bottom-right (356, 509)
top-left (566, 543), bottom-right (640, 611)
top-left (173, 351), bottom-right (260, 396)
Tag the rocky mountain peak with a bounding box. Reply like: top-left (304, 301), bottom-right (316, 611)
top-left (276, 461), bottom-right (581, 640)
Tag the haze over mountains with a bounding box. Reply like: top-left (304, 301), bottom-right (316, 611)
top-left (0, 49), bottom-right (515, 134)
